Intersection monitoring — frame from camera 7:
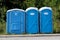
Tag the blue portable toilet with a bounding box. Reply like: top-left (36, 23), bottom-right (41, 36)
top-left (26, 7), bottom-right (39, 34)
top-left (39, 7), bottom-right (53, 33)
top-left (6, 9), bottom-right (25, 34)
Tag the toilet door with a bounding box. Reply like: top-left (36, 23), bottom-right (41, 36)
top-left (26, 7), bottom-right (39, 34)
top-left (39, 7), bottom-right (53, 33)
top-left (6, 9), bottom-right (25, 34)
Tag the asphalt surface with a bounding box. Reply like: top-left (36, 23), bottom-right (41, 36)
top-left (0, 34), bottom-right (60, 40)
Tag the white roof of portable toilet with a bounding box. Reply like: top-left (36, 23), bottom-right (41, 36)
top-left (39, 7), bottom-right (52, 11)
top-left (7, 8), bottom-right (24, 12)
top-left (26, 7), bottom-right (38, 12)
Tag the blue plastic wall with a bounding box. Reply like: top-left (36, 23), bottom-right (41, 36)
top-left (26, 7), bottom-right (39, 34)
top-left (6, 9), bottom-right (25, 34)
top-left (39, 7), bottom-right (53, 33)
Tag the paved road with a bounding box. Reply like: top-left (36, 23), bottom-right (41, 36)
top-left (0, 34), bottom-right (60, 40)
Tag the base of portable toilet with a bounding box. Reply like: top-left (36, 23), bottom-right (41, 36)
top-left (26, 7), bottom-right (39, 34)
top-left (6, 9), bottom-right (25, 34)
top-left (39, 7), bottom-right (53, 33)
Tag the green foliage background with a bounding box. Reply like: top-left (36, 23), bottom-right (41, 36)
top-left (0, 0), bottom-right (60, 34)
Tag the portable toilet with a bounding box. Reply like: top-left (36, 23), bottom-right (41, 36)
top-left (6, 9), bottom-right (25, 34)
top-left (26, 7), bottom-right (39, 34)
top-left (39, 7), bottom-right (53, 33)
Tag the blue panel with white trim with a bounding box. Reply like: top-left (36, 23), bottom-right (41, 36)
top-left (6, 9), bottom-right (25, 34)
top-left (26, 7), bottom-right (39, 34)
top-left (39, 7), bottom-right (53, 33)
